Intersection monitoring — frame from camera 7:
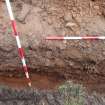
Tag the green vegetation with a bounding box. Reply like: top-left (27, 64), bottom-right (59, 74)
top-left (58, 81), bottom-right (86, 105)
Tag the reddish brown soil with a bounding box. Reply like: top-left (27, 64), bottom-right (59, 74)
top-left (0, 68), bottom-right (105, 93)
top-left (0, 71), bottom-right (65, 90)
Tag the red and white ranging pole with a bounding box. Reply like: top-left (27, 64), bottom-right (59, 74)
top-left (5, 0), bottom-right (31, 87)
top-left (46, 36), bottom-right (105, 40)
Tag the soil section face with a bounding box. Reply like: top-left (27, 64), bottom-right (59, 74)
top-left (1, 0), bottom-right (105, 93)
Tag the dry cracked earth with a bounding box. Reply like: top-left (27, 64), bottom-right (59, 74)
top-left (1, 0), bottom-right (105, 104)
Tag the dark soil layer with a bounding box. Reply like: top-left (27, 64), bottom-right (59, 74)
top-left (0, 86), bottom-right (64, 105)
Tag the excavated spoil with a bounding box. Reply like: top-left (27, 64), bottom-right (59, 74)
top-left (1, 0), bottom-right (105, 93)
top-left (0, 86), bottom-right (105, 105)
top-left (0, 86), bottom-right (104, 105)
top-left (0, 86), bottom-right (64, 105)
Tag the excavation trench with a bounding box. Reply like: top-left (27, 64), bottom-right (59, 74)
top-left (1, 0), bottom-right (105, 94)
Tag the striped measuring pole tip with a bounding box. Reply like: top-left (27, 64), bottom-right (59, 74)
top-left (46, 36), bottom-right (105, 40)
top-left (5, 0), bottom-right (31, 87)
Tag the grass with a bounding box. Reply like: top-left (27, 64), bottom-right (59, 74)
top-left (58, 81), bottom-right (86, 105)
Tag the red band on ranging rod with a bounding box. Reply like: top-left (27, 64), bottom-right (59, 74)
top-left (23, 66), bottom-right (29, 73)
top-left (18, 48), bottom-right (24, 59)
top-left (46, 36), bottom-right (64, 40)
top-left (11, 20), bottom-right (18, 35)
